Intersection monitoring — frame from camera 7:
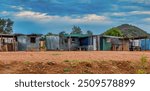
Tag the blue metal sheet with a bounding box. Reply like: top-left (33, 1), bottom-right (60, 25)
top-left (141, 39), bottom-right (150, 50)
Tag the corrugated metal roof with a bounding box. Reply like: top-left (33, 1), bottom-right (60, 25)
top-left (101, 35), bottom-right (123, 39)
top-left (64, 34), bottom-right (90, 38)
top-left (0, 34), bottom-right (15, 37)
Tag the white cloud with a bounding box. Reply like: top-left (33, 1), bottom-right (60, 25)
top-left (15, 11), bottom-right (51, 20)
top-left (10, 5), bottom-right (24, 10)
top-left (111, 12), bottom-right (126, 16)
top-left (0, 11), bottom-right (10, 15)
top-left (104, 11), bottom-right (150, 17)
top-left (118, 0), bottom-right (150, 4)
top-left (130, 11), bottom-right (150, 15)
top-left (122, 5), bottom-right (143, 10)
top-left (14, 11), bottom-right (111, 24)
top-left (81, 14), bottom-right (109, 21)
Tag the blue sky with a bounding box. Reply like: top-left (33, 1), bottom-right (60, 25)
top-left (0, 0), bottom-right (150, 34)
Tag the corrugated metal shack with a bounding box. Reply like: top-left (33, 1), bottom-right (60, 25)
top-left (60, 34), bottom-right (94, 51)
top-left (0, 34), bottom-right (17, 51)
top-left (17, 34), bottom-right (42, 51)
top-left (45, 35), bottom-right (60, 50)
top-left (100, 35), bottom-right (130, 51)
top-left (128, 36), bottom-right (148, 51)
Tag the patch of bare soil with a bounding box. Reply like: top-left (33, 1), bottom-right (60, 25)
top-left (0, 51), bottom-right (150, 74)
top-left (0, 60), bottom-right (150, 74)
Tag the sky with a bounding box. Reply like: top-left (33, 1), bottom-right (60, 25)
top-left (0, 0), bottom-right (150, 34)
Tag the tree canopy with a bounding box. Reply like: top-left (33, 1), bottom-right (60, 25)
top-left (59, 31), bottom-right (67, 37)
top-left (86, 30), bottom-right (93, 35)
top-left (104, 28), bottom-right (123, 37)
top-left (0, 18), bottom-right (13, 34)
top-left (46, 32), bottom-right (58, 36)
top-left (71, 26), bottom-right (82, 34)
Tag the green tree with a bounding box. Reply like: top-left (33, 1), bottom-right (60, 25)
top-left (46, 32), bottom-right (53, 36)
top-left (86, 30), bottom-right (93, 35)
top-left (0, 18), bottom-right (13, 34)
top-left (71, 26), bottom-right (82, 34)
top-left (59, 31), bottom-right (67, 37)
top-left (104, 28), bottom-right (123, 37)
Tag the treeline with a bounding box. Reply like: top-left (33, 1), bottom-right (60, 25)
top-left (0, 18), bottom-right (93, 36)
top-left (46, 26), bottom-right (93, 36)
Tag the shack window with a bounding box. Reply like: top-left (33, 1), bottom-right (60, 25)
top-left (30, 37), bottom-right (36, 43)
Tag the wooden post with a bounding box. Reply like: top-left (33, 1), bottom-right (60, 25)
top-left (68, 36), bottom-right (71, 51)
top-left (13, 35), bottom-right (15, 51)
top-left (7, 37), bottom-right (8, 51)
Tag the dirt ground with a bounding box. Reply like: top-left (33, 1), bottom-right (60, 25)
top-left (0, 51), bottom-right (150, 74)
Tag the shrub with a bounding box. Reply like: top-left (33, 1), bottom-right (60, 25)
top-left (63, 68), bottom-right (71, 72)
top-left (140, 55), bottom-right (148, 69)
top-left (64, 60), bottom-right (70, 62)
top-left (136, 55), bottom-right (148, 74)
top-left (23, 61), bottom-right (30, 65)
top-left (136, 69), bottom-right (146, 74)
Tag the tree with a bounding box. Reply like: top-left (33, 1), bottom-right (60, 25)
top-left (46, 32), bottom-right (53, 36)
top-left (104, 28), bottom-right (123, 37)
top-left (86, 30), bottom-right (93, 35)
top-left (0, 18), bottom-right (13, 34)
top-left (59, 31), bottom-right (67, 37)
top-left (46, 32), bottom-right (58, 36)
top-left (71, 26), bottom-right (82, 34)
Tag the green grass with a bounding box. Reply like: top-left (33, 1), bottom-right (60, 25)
top-left (51, 53), bottom-right (62, 56)
top-left (63, 68), bottom-right (71, 72)
top-left (23, 61), bottom-right (30, 65)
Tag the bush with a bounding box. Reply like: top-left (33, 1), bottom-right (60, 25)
top-left (140, 55), bottom-right (148, 69)
top-left (136, 69), bottom-right (146, 74)
top-left (63, 68), bottom-right (71, 72)
top-left (136, 55), bottom-right (148, 74)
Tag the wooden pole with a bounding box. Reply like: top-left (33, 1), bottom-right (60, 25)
top-left (68, 36), bottom-right (71, 51)
top-left (6, 37), bottom-right (8, 51)
top-left (1, 36), bottom-right (3, 51)
top-left (13, 35), bottom-right (15, 51)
